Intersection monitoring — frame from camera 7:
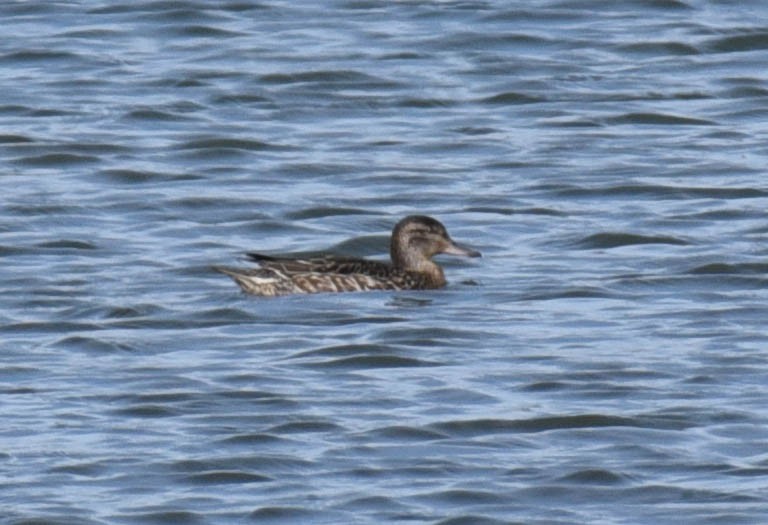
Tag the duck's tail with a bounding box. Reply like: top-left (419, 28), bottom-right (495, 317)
top-left (213, 266), bottom-right (284, 296)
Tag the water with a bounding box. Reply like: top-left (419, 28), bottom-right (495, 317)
top-left (2, 1), bottom-right (768, 523)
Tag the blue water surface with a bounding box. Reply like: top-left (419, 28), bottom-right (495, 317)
top-left (2, 1), bottom-right (768, 524)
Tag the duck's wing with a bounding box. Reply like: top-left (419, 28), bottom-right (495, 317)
top-left (213, 265), bottom-right (297, 296)
top-left (215, 261), bottom-right (435, 296)
top-left (246, 253), bottom-right (393, 276)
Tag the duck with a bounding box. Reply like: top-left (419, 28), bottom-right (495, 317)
top-left (214, 215), bottom-right (481, 296)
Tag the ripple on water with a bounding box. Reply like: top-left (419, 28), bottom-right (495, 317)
top-left (704, 31), bottom-right (768, 53)
top-left (479, 91), bottom-right (546, 105)
top-left (0, 133), bottom-right (34, 143)
top-left (372, 326), bottom-right (487, 347)
top-left (13, 152), bottom-right (100, 166)
top-left (284, 206), bottom-right (380, 220)
top-left (549, 184), bottom-right (768, 200)
top-left (0, 49), bottom-right (83, 62)
top-left (557, 468), bottom-right (631, 486)
top-left (48, 461), bottom-right (111, 478)
top-left (615, 41), bottom-right (700, 56)
top-left (111, 510), bottom-right (207, 525)
top-left (299, 353), bottom-right (440, 370)
top-left (123, 108), bottom-right (199, 122)
top-left (259, 70), bottom-right (403, 89)
top-left (174, 137), bottom-right (292, 158)
top-left (183, 470), bottom-right (272, 484)
top-left (248, 506), bottom-right (337, 523)
top-left (215, 433), bottom-right (287, 447)
top-left (8, 518), bottom-right (108, 525)
top-left (463, 205), bottom-right (567, 217)
top-left (268, 420), bottom-right (344, 434)
top-left (433, 517), bottom-right (511, 525)
top-left (429, 413), bottom-right (694, 438)
top-left (575, 232), bottom-right (690, 249)
top-left (605, 112), bottom-right (716, 126)
top-left (519, 286), bottom-right (618, 301)
top-left (52, 335), bottom-right (136, 354)
top-left (687, 262), bottom-right (768, 275)
top-left (365, 425), bottom-right (449, 442)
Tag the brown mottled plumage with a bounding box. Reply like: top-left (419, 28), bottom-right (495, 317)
top-left (214, 215), bottom-right (481, 297)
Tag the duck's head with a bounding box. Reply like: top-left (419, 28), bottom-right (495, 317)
top-left (390, 215), bottom-right (481, 271)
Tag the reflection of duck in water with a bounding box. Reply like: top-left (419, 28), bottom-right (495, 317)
top-left (215, 215), bottom-right (481, 297)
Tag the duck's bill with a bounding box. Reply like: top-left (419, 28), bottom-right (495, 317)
top-left (443, 241), bottom-right (481, 258)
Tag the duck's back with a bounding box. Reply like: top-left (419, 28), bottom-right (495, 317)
top-left (247, 253), bottom-right (393, 276)
top-left (217, 254), bottom-right (434, 296)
